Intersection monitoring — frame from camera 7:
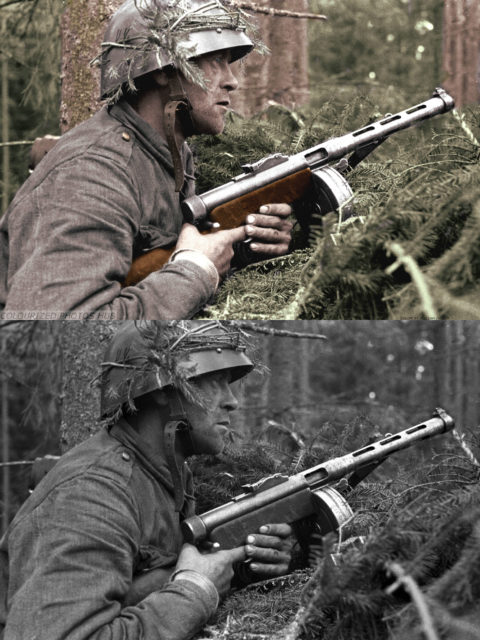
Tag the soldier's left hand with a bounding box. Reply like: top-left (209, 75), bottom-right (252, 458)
top-left (245, 204), bottom-right (293, 257)
top-left (245, 523), bottom-right (293, 577)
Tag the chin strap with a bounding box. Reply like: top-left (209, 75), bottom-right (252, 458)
top-left (164, 71), bottom-right (195, 192)
top-left (163, 389), bottom-right (193, 512)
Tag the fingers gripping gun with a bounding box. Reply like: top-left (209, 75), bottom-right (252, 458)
top-left (125, 89), bottom-right (454, 286)
top-left (181, 409), bottom-right (454, 550)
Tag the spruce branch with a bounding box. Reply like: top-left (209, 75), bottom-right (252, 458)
top-left (0, 0), bottom-right (32, 7)
top-left (385, 242), bottom-right (437, 319)
top-left (280, 605), bottom-right (307, 640)
top-left (0, 140), bottom-right (34, 147)
top-left (452, 109), bottom-right (480, 149)
top-left (452, 429), bottom-right (480, 468)
top-left (385, 562), bottom-right (439, 640)
top-left (230, 2), bottom-right (327, 21)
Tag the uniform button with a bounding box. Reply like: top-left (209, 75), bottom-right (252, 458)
top-left (121, 452), bottom-right (131, 461)
top-left (121, 132), bottom-right (131, 142)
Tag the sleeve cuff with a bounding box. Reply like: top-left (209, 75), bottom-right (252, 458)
top-left (170, 569), bottom-right (219, 612)
top-left (168, 250), bottom-right (220, 292)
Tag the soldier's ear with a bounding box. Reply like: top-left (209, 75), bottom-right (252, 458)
top-left (149, 388), bottom-right (170, 407)
top-left (151, 70), bottom-right (169, 88)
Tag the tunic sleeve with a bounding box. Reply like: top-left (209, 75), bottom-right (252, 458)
top-left (3, 474), bottom-right (217, 640)
top-left (3, 154), bottom-right (215, 320)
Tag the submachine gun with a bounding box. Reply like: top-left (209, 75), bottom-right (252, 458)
top-left (181, 408), bottom-right (454, 550)
top-left (125, 88), bottom-right (455, 286)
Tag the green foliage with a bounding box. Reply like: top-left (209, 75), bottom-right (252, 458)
top-left (1, 0), bottom-right (62, 205)
top-left (193, 97), bottom-right (480, 319)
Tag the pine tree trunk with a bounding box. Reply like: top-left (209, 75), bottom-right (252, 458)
top-left (453, 322), bottom-right (465, 430)
top-left (1, 335), bottom-right (10, 535)
top-left (434, 321), bottom-right (453, 411)
top-left (59, 322), bottom-right (116, 450)
top-left (442, 0), bottom-right (480, 107)
top-left (1, 16), bottom-right (10, 211)
top-left (231, 0), bottom-right (310, 116)
top-left (465, 323), bottom-right (479, 429)
top-left (232, 325), bottom-right (271, 437)
top-left (60, 0), bottom-right (122, 132)
top-left (265, 322), bottom-right (296, 425)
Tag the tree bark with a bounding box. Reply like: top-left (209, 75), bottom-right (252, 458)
top-left (443, 0), bottom-right (480, 107)
top-left (265, 322), bottom-right (296, 424)
top-left (59, 322), bottom-right (117, 450)
top-left (60, 0), bottom-right (122, 132)
top-left (231, 0), bottom-right (310, 116)
top-left (453, 321), bottom-right (465, 430)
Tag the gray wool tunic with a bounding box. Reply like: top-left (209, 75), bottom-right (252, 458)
top-left (0, 101), bottom-right (215, 320)
top-left (0, 420), bottom-right (218, 640)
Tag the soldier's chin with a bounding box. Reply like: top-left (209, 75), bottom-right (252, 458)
top-left (190, 434), bottom-right (225, 456)
top-left (190, 114), bottom-right (225, 137)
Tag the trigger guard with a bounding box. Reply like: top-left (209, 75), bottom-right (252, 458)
top-left (311, 486), bottom-right (354, 535)
top-left (311, 166), bottom-right (355, 221)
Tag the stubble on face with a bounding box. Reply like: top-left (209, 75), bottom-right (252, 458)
top-left (184, 50), bottom-right (239, 136)
top-left (181, 371), bottom-right (238, 456)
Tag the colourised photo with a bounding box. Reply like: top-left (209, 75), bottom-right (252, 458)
top-left (1, 1), bottom-right (479, 319)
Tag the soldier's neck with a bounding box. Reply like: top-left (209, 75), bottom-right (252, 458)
top-left (130, 89), bottom-right (187, 147)
top-left (124, 405), bottom-right (186, 467)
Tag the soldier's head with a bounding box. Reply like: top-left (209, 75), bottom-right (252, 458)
top-left (98, 1), bottom-right (258, 137)
top-left (100, 321), bottom-right (254, 456)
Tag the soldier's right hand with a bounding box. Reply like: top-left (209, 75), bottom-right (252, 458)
top-left (175, 223), bottom-right (247, 278)
top-left (174, 542), bottom-right (246, 597)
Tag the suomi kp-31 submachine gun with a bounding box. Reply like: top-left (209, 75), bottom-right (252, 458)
top-left (125, 88), bottom-right (455, 286)
top-left (181, 408), bottom-right (454, 549)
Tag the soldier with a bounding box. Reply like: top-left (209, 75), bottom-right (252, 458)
top-left (0, 322), bottom-right (293, 639)
top-left (0, 0), bottom-right (293, 319)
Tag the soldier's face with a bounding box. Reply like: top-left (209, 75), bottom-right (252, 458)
top-left (184, 50), bottom-right (239, 135)
top-left (181, 370), bottom-right (239, 455)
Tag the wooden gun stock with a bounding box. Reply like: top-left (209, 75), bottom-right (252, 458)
top-left (123, 248), bottom-right (174, 287)
top-left (123, 167), bottom-right (314, 287)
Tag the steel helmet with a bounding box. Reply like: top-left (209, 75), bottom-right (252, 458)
top-left (100, 321), bottom-right (254, 419)
top-left (99, 0), bottom-right (255, 102)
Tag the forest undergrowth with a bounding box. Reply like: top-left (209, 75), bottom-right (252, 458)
top-left (189, 418), bottom-right (480, 640)
top-left (193, 93), bottom-right (480, 320)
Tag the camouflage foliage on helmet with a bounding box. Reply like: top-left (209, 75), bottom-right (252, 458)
top-left (100, 321), bottom-right (255, 421)
top-left (93, 0), bottom-right (266, 104)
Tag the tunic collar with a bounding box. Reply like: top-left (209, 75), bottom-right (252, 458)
top-left (110, 417), bottom-right (195, 518)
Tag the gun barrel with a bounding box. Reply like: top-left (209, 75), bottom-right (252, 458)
top-left (304, 88), bottom-right (455, 168)
top-left (181, 89), bottom-right (454, 224)
top-left (181, 409), bottom-right (454, 545)
top-left (302, 408), bottom-right (454, 488)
